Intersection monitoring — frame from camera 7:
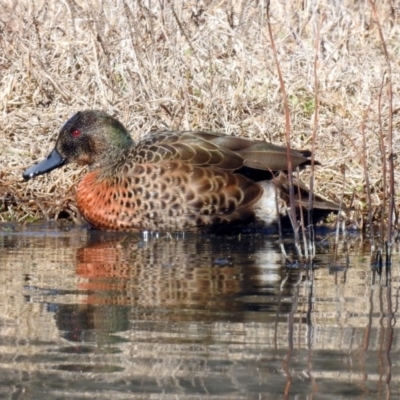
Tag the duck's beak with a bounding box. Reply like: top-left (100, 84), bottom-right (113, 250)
top-left (23, 148), bottom-right (67, 180)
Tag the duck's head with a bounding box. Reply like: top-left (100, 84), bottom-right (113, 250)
top-left (23, 110), bottom-right (134, 180)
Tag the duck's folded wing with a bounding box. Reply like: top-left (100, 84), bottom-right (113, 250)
top-left (132, 130), bottom-right (316, 173)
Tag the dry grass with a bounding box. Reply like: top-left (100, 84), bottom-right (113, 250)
top-left (1, 0), bottom-right (400, 230)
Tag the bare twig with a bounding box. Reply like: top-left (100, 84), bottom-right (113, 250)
top-left (266, 1), bottom-right (301, 255)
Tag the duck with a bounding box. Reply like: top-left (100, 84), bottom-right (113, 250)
top-left (23, 110), bottom-right (340, 232)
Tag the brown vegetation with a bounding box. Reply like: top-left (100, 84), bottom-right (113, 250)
top-left (0, 0), bottom-right (399, 231)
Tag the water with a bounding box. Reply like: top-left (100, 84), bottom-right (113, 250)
top-left (0, 222), bottom-right (399, 399)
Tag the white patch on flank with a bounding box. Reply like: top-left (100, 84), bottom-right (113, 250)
top-left (254, 181), bottom-right (286, 225)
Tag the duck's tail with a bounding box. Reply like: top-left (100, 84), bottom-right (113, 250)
top-left (256, 173), bottom-right (342, 226)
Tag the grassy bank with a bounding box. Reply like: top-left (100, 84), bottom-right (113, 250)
top-left (0, 0), bottom-right (399, 232)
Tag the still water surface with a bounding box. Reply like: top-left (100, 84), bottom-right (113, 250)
top-left (0, 222), bottom-right (399, 399)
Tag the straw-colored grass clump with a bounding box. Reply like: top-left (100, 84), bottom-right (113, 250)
top-left (0, 0), bottom-right (399, 230)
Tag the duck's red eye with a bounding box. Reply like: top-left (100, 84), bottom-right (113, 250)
top-left (71, 129), bottom-right (81, 138)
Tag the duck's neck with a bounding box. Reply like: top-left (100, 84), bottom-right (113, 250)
top-left (94, 145), bottom-right (134, 180)
top-left (91, 125), bottom-right (135, 172)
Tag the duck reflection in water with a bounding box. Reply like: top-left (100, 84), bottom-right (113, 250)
top-left (52, 232), bottom-right (296, 342)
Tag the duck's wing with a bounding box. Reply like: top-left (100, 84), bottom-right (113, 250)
top-left (132, 131), bottom-right (244, 171)
top-left (132, 130), bottom-right (316, 173)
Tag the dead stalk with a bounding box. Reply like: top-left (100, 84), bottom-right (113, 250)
top-left (266, 1), bottom-right (300, 256)
top-left (360, 105), bottom-right (375, 251)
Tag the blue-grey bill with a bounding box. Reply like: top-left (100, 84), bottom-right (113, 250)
top-left (23, 148), bottom-right (66, 180)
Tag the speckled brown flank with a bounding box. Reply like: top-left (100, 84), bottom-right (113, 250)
top-left (92, 160), bottom-right (326, 229)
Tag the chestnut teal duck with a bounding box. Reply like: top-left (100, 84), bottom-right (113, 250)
top-left (23, 110), bottom-right (340, 232)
